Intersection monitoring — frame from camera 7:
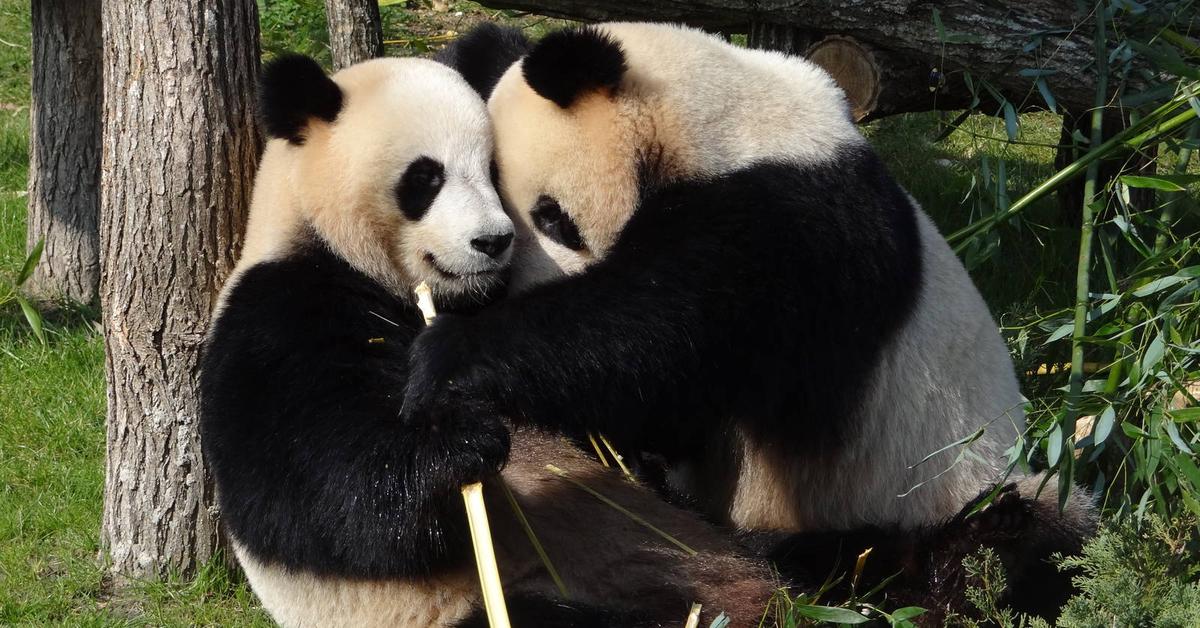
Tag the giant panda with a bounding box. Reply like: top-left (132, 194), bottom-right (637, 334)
top-left (198, 53), bottom-right (783, 627)
top-left (408, 22), bottom-right (1098, 616)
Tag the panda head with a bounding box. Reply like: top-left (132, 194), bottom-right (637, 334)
top-left (445, 23), bottom-right (858, 290)
top-left (255, 54), bottom-right (513, 303)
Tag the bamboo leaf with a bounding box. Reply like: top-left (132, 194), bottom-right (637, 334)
top-left (1047, 423), bottom-right (1064, 468)
top-left (1141, 334), bottom-right (1166, 374)
top-left (1094, 405), bottom-right (1116, 445)
top-left (1164, 419), bottom-right (1193, 454)
top-left (793, 605), bottom-right (870, 624)
top-left (15, 295), bottom-right (46, 346)
top-left (890, 607), bottom-right (926, 621)
top-left (1036, 77), bottom-right (1058, 112)
top-left (932, 8), bottom-right (946, 42)
top-left (1169, 407), bottom-right (1200, 422)
top-left (1119, 174), bottom-right (1200, 191)
top-left (1003, 102), bottom-right (1019, 141)
top-left (1046, 322), bottom-right (1075, 344)
top-left (16, 239), bottom-right (44, 286)
top-left (1133, 275), bottom-right (1187, 297)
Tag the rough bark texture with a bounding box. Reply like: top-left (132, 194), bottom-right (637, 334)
top-left (99, 0), bottom-right (260, 580)
top-left (324, 0), bottom-right (383, 70)
top-left (478, 0), bottom-right (1116, 115)
top-left (26, 0), bottom-right (102, 306)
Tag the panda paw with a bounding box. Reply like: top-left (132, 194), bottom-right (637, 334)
top-left (419, 403), bottom-right (512, 491)
top-left (403, 314), bottom-right (478, 423)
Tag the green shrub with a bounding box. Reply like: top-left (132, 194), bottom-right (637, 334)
top-left (1057, 515), bottom-right (1200, 628)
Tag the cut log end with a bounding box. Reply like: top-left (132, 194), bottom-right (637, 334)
top-left (806, 36), bottom-right (881, 122)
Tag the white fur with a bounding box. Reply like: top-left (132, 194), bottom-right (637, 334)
top-left (234, 542), bottom-right (476, 628)
top-left (723, 212), bottom-right (1023, 530)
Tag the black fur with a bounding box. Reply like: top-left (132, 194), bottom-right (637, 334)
top-left (403, 147), bottom-right (922, 496)
top-left (752, 482), bottom-right (1093, 623)
top-left (521, 26), bottom-right (627, 108)
top-left (397, 156), bottom-right (445, 220)
top-left (258, 54), bottom-right (343, 144)
top-left (199, 232), bottom-right (509, 578)
top-left (435, 23), bottom-right (531, 99)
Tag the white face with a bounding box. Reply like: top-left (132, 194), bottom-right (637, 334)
top-left (293, 59), bottom-right (514, 301)
top-left (488, 66), bottom-right (639, 294)
top-left (485, 23), bottom-right (862, 294)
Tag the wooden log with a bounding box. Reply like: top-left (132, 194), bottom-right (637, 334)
top-left (476, 0), bottom-right (1127, 116)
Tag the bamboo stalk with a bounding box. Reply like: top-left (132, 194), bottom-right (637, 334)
top-left (597, 432), bottom-right (633, 479)
top-left (1064, 2), bottom-right (1110, 454)
top-left (1153, 123), bottom-right (1199, 254)
top-left (414, 282), bottom-right (510, 628)
top-left (586, 432), bottom-right (611, 467)
top-left (684, 603), bottom-right (703, 628)
top-left (545, 464), bottom-right (698, 556)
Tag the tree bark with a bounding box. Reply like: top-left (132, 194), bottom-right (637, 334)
top-left (324, 0), bottom-right (383, 70)
top-left (99, 0), bottom-right (260, 580)
top-left (26, 0), bottom-right (102, 306)
top-left (476, 0), bottom-right (1120, 116)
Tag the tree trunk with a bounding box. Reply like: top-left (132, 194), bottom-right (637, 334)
top-left (476, 0), bottom-right (1127, 116)
top-left (324, 0), bottom-right (383, 70)
top-left (26, 0), bottom-right (102, 306)
top-left (99, 0), bottom-right (260, 580)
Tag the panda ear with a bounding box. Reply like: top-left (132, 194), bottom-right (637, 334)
top-left (258, 54), bottom-right (343, 144)
top-left (522, 26), bottom-right (626, 108)
top-left (436, 23), bottom-right (531, 99)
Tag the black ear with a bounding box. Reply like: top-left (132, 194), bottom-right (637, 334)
top-left (259, 54), bottom-right (343, 144)
top-left (522, 26), bottom-right (626, 108)
top-left (435, 23), bottom-right (531, 99)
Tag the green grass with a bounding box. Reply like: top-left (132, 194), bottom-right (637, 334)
top-left (0, 1), bottom-right (1071, 624)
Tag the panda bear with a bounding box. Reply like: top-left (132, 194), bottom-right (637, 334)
top-left (198, 53), bottom-right (782, 627)
top-left (409, 22), bottom-right (1098, 614)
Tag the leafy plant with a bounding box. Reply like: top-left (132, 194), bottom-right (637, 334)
top-left (1057, 514), bottom-right (1200, 627)
top-left (258, 0), bottom-right (331, 66)
top-left (0, 238), bottom-right (46, 345)
top-left (946, 548), bottom-right (1051, 628)
top-left (945, 1), bottom-right (1200, 525)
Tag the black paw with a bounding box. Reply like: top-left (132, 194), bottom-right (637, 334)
top-left (403, 314), bottom-right (475, 423)
top-left (419, 406), bottom-right (511, 494)
top-left (954, 483), bottom-right (1032, 541)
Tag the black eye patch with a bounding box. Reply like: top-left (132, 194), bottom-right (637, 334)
top-left (396, 157), bottom-right (445, 220)
top-left (530, 195), bottom-right (586, 251)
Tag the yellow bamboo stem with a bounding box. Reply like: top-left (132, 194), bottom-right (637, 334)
top-left (414, 282), bottom-right (509, 628)
top-left (597, 432), bottom-right (633, 479)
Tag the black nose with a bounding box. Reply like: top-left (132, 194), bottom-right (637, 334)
top-left (470, 232), bottom-right (513, 259)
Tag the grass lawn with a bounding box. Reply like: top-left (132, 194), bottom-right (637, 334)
top-left (0, 0), bottom-right (1069, 624)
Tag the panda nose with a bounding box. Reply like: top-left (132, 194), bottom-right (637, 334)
top-left (470, 232), bottom-right (513, 259)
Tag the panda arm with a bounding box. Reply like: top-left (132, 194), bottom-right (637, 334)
top-left (406, 155), bottom-right (923, 450)
top-left (200, 248), bottom-right (507, 578)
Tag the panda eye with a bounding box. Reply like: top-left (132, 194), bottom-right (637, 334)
top-left (489, 160), bottom-right (500, 189)
top-left (531, 195), bottom-right (586, 251)
top-left (396, 156), bottom-right (445, 220)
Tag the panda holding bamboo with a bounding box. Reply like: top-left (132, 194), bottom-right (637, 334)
top-left (199, 53), bottom-right (785, 627)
